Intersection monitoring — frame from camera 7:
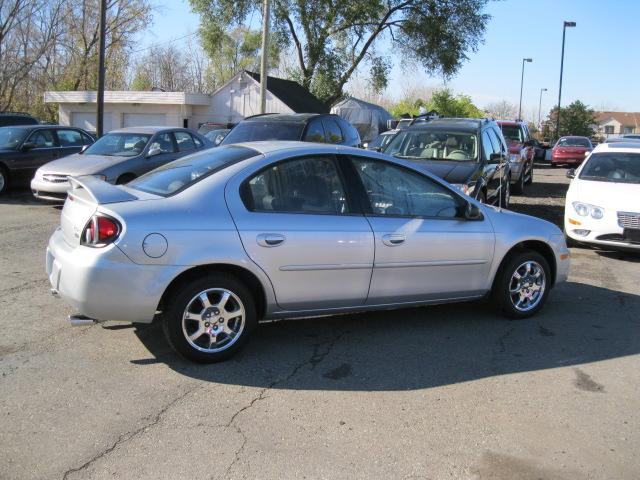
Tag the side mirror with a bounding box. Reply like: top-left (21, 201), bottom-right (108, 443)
top-left (489, 153), bottom-right (502, 163)
top-left (566, 168), bottom-right (576, 179)
top-left (80, 145), bottom-right (89, 153)
top-left (147, 146), bottom-right (162, 157)
top-left (464, 202), bottom-right (483, 220)
top-left (21, 142), bottom-right (36, 151)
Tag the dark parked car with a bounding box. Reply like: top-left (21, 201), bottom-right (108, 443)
top-left (0, 112), bottom-right (39, 127)
top-left (0, 125), bottom-right (94, 194)
top-left (31, 126), bottom-right (211, 201)
top-left (221, 113), bottom-right (361, 147)
top-left (382, 118), bottom-right (511, 207)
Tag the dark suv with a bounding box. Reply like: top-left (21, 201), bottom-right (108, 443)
top-left (0, 112), bottom-right (39, 127)
top-left (221, 113), bottom-right (361, 147)
top-left (0, 125), bottom-right (94, 194)
top-left (382, 118), bottom-right (511, 207)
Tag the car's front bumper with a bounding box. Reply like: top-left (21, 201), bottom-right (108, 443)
top-left (31, 177), bottom-right (71, 201)
top-left (564, 211), bottom-right (640, 251)
top-left (46, 228), bottom-right (183, 323)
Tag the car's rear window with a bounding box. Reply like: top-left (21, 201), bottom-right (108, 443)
top-left (222, 122), bottom-right (304, 144)
top-left (557, 137), bottom-right (591, 147)
top-left (128, 145), bottom-right (258, 196)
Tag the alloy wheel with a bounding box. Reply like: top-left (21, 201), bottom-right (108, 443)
top-left (508, 261), bottom-right (546, 312)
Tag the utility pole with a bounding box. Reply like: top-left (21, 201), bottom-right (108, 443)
top-left (556, 21), bottom-right (576, 140)
top-left (518, 58), bottom-right (532, 121)
top-left (96, 0), bottom-right (107, 137)
top-left (538, 87), bottom-right (547, 128)
top-left (259, 0), bottom-right (270, 114)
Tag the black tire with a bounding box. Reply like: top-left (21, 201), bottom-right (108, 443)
top-left (524, 161), bottom-right (533, 185)
top-left (162, 274), bottom-right (257, 363)
top-left (0, 165), bottom-right (8, 195)
top-left (116, 173), bottom-right (136, 185)
top-left (512, 168), bottom-right (525, 195)
top-left (491, 250), bottom-right (551, 320)
top-left (500, 176), bottom-right (510, 208)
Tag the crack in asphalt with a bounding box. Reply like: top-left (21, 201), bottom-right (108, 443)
top-left (219, 328), bottom-right (348, 479)
top-left (61, 385), bottom-right (199, 480)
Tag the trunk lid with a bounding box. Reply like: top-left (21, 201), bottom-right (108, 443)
top-left (60, 176), bottom-right (138, 247)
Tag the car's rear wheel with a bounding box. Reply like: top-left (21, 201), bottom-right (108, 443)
top-left (163, 274), bottom-right (257, 363)
top-left (512, 169), bottom-right (525, 195)
top-left (492, 250), bottom-right (550, 319)
top-left (525, 162), bottom-right (533, 185)
top-left (0, 165), bottom-right (8, 195)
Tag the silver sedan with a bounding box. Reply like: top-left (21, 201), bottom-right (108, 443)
top-left (46, 142), bottom-right (570, 362)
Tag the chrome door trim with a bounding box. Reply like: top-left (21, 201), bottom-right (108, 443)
top-left (374, 259), bottom-right (488, 268)
top-left (279, 263), bottom-right (373, 271)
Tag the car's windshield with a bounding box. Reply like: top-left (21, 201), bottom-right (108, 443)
top-left (128, 146), bottom-right (258, 196)
top-left (222, 122), bottom-right (304, 144)
top-left (384, 130), bottom-right (478, 161)
top-left (557, 137), bottom-right (591, 148)
top-left (500, 125), bottom-right (523, 142)
top-left (579, 152), bottom-right (640, 184)
top-left (84, 133), bottom-right (151, 157)
top-left (0, 128), bottom-right (28, 149)
top-left (369, 133), bottom-right (395, 149)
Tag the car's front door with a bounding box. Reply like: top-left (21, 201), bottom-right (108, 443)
top-left (226, 154), bottom-right (374, 311)
top-left (16, 129), bottom-right (60, 181)
top-left (346, 156), bottom-right (495, 304)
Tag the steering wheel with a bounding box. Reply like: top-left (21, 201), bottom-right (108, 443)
top-left (446, 149), bottom-right (469, 160)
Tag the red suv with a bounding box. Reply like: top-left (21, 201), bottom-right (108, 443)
top-left (497, 120), bottom-right (535, 194)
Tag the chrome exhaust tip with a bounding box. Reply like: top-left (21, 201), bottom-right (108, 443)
top-left (68, 314), bottom-right (96, 327)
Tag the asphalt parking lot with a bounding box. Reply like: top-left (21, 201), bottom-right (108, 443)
top-left (1, 166), bottom-right (639, 480)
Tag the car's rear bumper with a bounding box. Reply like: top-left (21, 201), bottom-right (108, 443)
top-left (551, 154), bottom-right (586, 165)
top-left (46, 228), bottom-right (183, 323)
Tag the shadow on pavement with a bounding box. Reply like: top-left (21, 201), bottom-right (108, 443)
top-left (131, 281), bottom-right (640, 392)
top-left (0, 187), bottom-right (63, 207)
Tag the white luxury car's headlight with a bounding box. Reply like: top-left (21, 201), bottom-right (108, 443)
top-left (572, 201), bottom-right (604, 219)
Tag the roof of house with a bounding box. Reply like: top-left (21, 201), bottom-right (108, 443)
top-left (245, 71), bottom-right (328, 114)
top-left (595, 111), bottom-right (640, 126)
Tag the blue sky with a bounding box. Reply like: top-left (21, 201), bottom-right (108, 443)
top-left (142, 0), bottom-right (640, 116)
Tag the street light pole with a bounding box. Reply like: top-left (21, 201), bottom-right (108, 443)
top-left (96, 0), bottom-right (107, 138)
top-left (259, 0), bottom-right (270, 114)
top-left (556, 21), bottom-right (576, 139)
top-left (518, 58), bottom-right (532, 121)
top-left (538, 87), bottom-right (547, 128)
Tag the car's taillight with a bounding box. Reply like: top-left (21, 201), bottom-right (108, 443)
top-left (81, 215), bottom-right (121, 247)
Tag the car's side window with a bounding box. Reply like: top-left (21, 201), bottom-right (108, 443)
top-left (491, 127), bottom-right (508, 153)
top-left (191, 134), bottom-right (203, 148)
top-left (175, 131), bottom-right (196, 152)
top-left (57, 129), bottom-right (84, 147)
top-left (322, 119), bottom-right (343, 144)
top-left (81, 133), bottom-right (94, 145)
top-left (28, 129), bottom-right (56, 148)
top-left (351, 157), bottom-right (461, 218)
top-left (303, 120), bottom-right (326, 143)
top-left (486, 129), bottom-right (503, 156)
top-left (149, 133), bottom-right (176, 153)
top-left (243, 156), bottom-right (349, 214)
top-left (481, 131), bottom-right (494, 161)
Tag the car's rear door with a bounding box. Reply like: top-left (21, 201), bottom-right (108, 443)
top-left (225, 154), bottom-right (374, 311)
top-left (54, 128), bottom-right (86, 160)
top-left (345, 155), bottom-right (495, 304)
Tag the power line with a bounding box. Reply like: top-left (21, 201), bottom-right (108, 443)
top-left (131, 31), bottom-right (198, 54)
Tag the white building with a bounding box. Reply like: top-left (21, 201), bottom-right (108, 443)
top-left (44, 71), bottom-right (328, 133)
top-left (594, 111), bottom-right (639, 138)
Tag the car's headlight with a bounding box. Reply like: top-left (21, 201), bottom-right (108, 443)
top-left (572, 201), bottom-right (604, 219)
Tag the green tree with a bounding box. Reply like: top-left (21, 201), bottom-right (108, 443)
top-left (190, 0), bottom-right (490, 104)
top-left (389, 88), bottom-right (483, 118)
top-left (543, 100), bottom-right (597, 140)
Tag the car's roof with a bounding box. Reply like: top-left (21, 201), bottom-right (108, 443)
top-left (496, 120), bottom-right (524, 126)
top-left (242, 113), bottom-right (326, 123)
top-left (559, 135), bottom-right (590, 140)
top-left (0, 124), bottom-right (78, 130)
top-left (592, 142), bottom-right (640, 154)
top-left (228, 140), bottom-right (360, 155)
top-left (405, 118), bottom-right (487, 131)
top-left (109, 126), bottom-right (187, 134)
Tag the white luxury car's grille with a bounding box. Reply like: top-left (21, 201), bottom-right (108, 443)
top-left (618, 212), bottom-right (640, 229)
top-left (42, 174), bottom-right (69, 183)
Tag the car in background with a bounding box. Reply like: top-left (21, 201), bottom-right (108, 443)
top-left (551, 136), bottom-right (593, 167)
top-left (364, 130), bottom-right (397, 151)
top-left (497, 120), bottom-right (535, 194)
top-left (564, 141), bottom-right (640, 250)
top-left (31, 127), bottom-right (211, 201)
top-left (604, 136), bottom-right (640, 144)
top-left (204, 128), bottom-right (230, 146)
top-left (0, 125), bottom-right (94, 194)
top-left (46, 141), bottom-right (569, 362)
top-left (529, 138), bottom-right (549, 160)
top-left (0, 112), bottom-right (39, 127)
top-left (621, 134), bottom-right (640, 140)
top-left (220, 113), bottom-right (361, 147)
top-left (382, 118), bottom-right (511, 207)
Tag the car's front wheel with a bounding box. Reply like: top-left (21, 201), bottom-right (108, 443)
top-left (492, 250), bottom-right (551, 319)
top-left (0, 166), bottom-right (8, 195)
top-left (163, 274), bottom-right (257, 363)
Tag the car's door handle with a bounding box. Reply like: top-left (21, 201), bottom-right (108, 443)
top-left (256, 233), bottom-right (285, 247)
top-left (382, 234), bottom-right (406, 246)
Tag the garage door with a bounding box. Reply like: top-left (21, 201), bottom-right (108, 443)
top-left (123, 113), bottom-right (166, 128)
top-left (71, 112), bottom-right (112, 133)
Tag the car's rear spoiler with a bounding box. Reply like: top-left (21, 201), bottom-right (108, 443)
top-left (68, 176), bottom-right (138, 205)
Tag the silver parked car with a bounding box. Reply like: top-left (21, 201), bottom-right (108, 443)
top-left (31, 126), bottom-right (211, 201)
top-left (46, 142), bottom-right (570, 362)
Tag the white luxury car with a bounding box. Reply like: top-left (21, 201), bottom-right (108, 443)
top-left (564, 142), bottom-right (640, 250)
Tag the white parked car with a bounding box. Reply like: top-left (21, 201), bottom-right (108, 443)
top-left (564, 142), bottom-right (640, 250)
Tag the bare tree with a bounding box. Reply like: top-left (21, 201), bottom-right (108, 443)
top-left (484, 100), bottom-right (518, 120)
